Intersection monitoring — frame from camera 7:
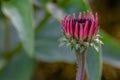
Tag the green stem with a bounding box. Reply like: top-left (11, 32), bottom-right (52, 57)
top-left (76, 48), bottom-right (86, 80)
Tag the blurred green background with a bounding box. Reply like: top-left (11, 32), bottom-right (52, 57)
top-left (0, 0), bottom-right (120, 80)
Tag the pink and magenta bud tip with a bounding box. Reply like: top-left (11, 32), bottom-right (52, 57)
top-left (61, 11), bottom-right (99, 41)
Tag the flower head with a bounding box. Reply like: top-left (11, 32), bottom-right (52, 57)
top-left (62, 11), bottom-right (98, 41)
top-left (60, 11), bottom-right (102, 50)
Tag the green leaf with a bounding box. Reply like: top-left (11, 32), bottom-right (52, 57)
top-left (0, 52), bottom-right (34, 80)
top-left (33, 0), bottom-right (51, 8)
top-left (2, 0), bottom-right (34, 56)
top-left (0, 58), bottom-right (6, 71)
top-left (46, 2), bottom-right (65, 21)
top-left (35, 0), bottom-right (51, 4)
top-left (79, 0), bottom-right (90, 10)
top-left (101, 31), bottom-right (120, 68)
top-left (86, 45), bottom-right (102, 80)
top-left (35, 17), bottom-right (76, 63)
top-left (61, 0), bottom-right (89, 14)
top-left (0, 18), bottom-right (5, 52)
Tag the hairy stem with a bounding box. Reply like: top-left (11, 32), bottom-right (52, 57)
top-left (76, 48), bottom-right (86, 80)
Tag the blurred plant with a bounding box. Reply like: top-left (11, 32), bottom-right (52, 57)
top-left (0, 0), bottom-right (120, 80)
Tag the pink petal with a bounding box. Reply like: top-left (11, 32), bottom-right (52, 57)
top-left (84, 12), bottom-right (86, 19)
top-left (86, 10), bottom-right (89, 19)
top-left (94, 12), bottom-right (99, 34)
top-left (73, 13), bottom-right (76, 19)
top-left (79, 12), bottom-right (82, 19)
top-left (74, 22), bottom-right (79, 39)
top-left (88, 12), bottom-right (91, 19)
top-left (67, 15), bottom-right (71, 20)
top-left (88, 12), bottom-right (94, 20)
top-left (70, 19), bottom-right (73, 35)
top-left (66, 20), bottom-right (70, 35)
top-left (61, 20), bottom-right (64, 26)
top-left (64, 15), bottom-right (67, 20)
top-left (65, 15), bottom-right (70, 33)
top-left (83, 21), bottom-right (89, 39)
top-left (89, 21), bottom-right (95, 39)
top-left (64, 19), bottom-right (67, 32)
top-left (79, 24), bottom-right (83, 39)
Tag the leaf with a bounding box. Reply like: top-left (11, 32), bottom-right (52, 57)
top-left (101, 30), bottom-right (120, 68)
top-left (2, 0), bottom-right (34, 56)
top-left (35, 0), bottom-right (51, 4)
top-left (0, 52), bottom-right (34, 80)
top-left (35, 17), bottom-right (76, 63)
top-left (0, 18), bottom-right (5, 52)
top-left (0, 58), bottom-right (6, 71)
top-left (33, 0), bottom-right (50, 8)
top-left (79, 0), bottom-right (90, 10)
top-left (90, 43), bottom-right (99, 52)
top-left (46, 2), bottom-right (65, 21)
top-left (86, 45), bottom-right (102, 80)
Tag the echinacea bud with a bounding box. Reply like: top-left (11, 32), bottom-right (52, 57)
top-left (61, 11), bottom-right (99, 40)
top-left (61, 11), bottom-right (100, 50)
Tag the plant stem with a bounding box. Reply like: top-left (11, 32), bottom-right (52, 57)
top-left (76, 48), bottom-right (86, 80)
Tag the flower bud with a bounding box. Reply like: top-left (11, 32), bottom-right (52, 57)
top-left (61, 11), bottom-right (99, 41)
top-left (61, 11), bottom-right (100, 50)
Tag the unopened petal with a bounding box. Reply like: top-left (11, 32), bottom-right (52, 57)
top-left (74, 22), bottom-right (79, 39)
top-left (66, 20), bottom-right (70, 35)
top-left (79, 12), bottom-right (82, 20)
top-left (84, 12), bottom-right (86, 19)
top-left (79, 24), bottom-right (83, 39)
top-left (73, 13), bottom-right (76, 19)
top-left (94, 12), bottom-right (99, 34)
top-left (83, 21), bottom-right (89, 39)
top-left (70, 19), bottom-right (73, 35)
top-left (64, 19), bottom-right (67, 32)
top-left (89, 21), bottom-right (95, 39)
